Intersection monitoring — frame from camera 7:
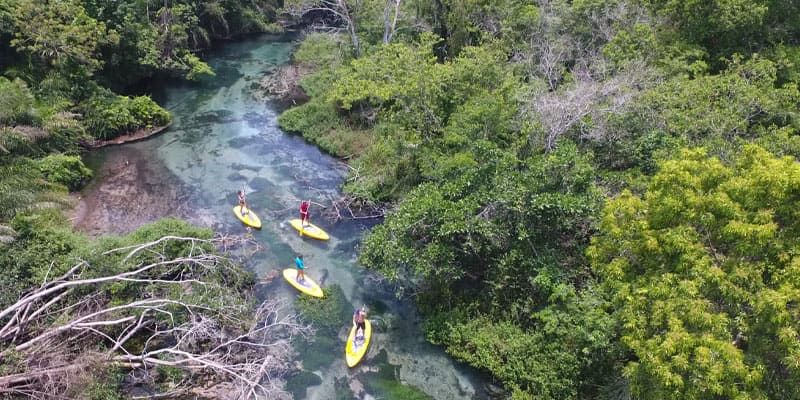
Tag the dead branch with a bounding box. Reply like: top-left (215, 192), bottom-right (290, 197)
top-left (383, 0), bottom-right (401, 44)
top-left (528, 61), bottom-right (654, 151)
top-left (321, 194), bottom-right (387, 222)
top-left (283, 0), bottom-right (361, 57)
top-left (0, 236), bottom-right (307, 400)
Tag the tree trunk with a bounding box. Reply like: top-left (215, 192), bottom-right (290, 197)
top-left (338, 0), bottom-right (361, 57)
top-left (382, 0), bottom-right (401, 44)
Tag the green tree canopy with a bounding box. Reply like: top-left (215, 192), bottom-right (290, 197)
top-left (589, 145), bottom-right (800, 399)
top-left (9, 0), bottom-right (118, 76)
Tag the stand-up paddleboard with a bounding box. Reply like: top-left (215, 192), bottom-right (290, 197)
top-left (345, 320), bottom-right (372, 367)
top-left (289, 219), bottom-right (330, 241)
top-left (282, 268), bottom-right (324, 298)
top-left (233, 206), bottom-right (262, 229)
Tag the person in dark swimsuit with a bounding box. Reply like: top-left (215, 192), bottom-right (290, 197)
top-left (238, 190), bottom-right (248, 216)
top-left (353, 306), bottom-right (367, 340)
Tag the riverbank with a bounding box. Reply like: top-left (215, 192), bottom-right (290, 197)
top-left (83, 124), bottom-right (171, 149)
top-left (70, 144), bottom-right (193, 236)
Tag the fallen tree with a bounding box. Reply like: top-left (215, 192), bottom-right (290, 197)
top-left (0, 234), bottom-right (308, 399)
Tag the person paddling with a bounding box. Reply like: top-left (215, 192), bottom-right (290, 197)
top-left (238, 190), bottom-right (249, 216)
top-left (299, 200), bottom-right (310, 227)
top-left (294, 255), bottom-right (306, 282)
top-left (353, 305), bottom-right (367, 340)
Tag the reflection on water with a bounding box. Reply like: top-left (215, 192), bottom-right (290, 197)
top-left (96, 35), bottom-right (488, 399)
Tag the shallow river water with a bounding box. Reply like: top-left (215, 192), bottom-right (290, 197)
top-left (83, 35), bottom-right (489, 399)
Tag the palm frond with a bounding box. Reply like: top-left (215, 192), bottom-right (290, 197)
top-left (12, 125), bottom-right (50, 142)
top-left (0, 125), bottom-right (50, 156)
top-left (0, 159), bottom-right (70, 221)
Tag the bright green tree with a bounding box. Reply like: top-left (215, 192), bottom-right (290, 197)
top-left (588, 145), bottom-right (800, 399)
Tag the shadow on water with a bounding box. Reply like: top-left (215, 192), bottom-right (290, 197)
top-left (89, 34), bottom-right (490, 400)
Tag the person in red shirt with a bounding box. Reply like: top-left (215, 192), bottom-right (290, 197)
top-left (299, 200), bottom-right (310, 226)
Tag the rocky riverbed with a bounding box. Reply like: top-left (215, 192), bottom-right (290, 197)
top-left (70, 145), bottom-right (193, 236)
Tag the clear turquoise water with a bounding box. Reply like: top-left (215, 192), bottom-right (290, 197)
top-left (93, 35), bottom-right (488, 400)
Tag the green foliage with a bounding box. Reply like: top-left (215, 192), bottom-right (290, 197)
top-left (637, 0), bottom-right (800, 68)
top-left (362, 349), bottom-right (434, 400)
top-left (156, 365), bottom-right (184, 385)
top-left (278, 2), bottom-right (800, 397)
top-left (589, 145), bottom-right (800, 399)
top-left (0, 348), bottom-right (25, 376)
top-left (77, 369), bottom-right (123, 400)
top-left (36, 154), bottom-right (92, 191)
top-left (293, 33), bottom-right (350, 68)
top-left (361, 142), bottom-right (598, 306)
top-left (0, 209), bottom-right (87, 307)
top-left (0, 77), bottom-right (37, 126)
top-left (9, 0), bottom-right (118, 76)
top-left (330, 34), bottom-right (444, 112)
top-left (184, 52), bottom-right (215, 81)
top-left (431, 0), bottom-right (540, 57)
top-left (0, 157), bottom-right (72, 221)
top-left (768, 44), bottom-right (800, 86)
top-left (358, 139), bottom-right (612, 398)
top-left (603, 24), bottom-right (658, 67)
top-left (295, 285), bottom-right (353, 335)
top-left (82, 92), bottom-right (171, 139)
top-left (330, 38), bottom-right (520, 198)
top-left (443, 291), bottom-right (617, 400)
top-left (644, 57), bottom-right (798, 144)
top-left (595, 56), bottom-right (800, 172)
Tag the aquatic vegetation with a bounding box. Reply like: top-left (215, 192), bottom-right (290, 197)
top-left (362, 350), bottom-right (433, 400)
top-left (296, 284), bottom-right (354, 335)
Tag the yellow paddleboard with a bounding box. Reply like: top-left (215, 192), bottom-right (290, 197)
top-left (345, 319), bottom-right (372, 367)
top-left (289, 219), bottom-right (330, 241)
top-left (233, 206), bottom-right (262, 229)
top-left (282, 268), bottom-right (324, 298)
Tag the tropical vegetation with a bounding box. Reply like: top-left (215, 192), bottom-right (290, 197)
top-left (277, 0), bottom-right (800, 398)
top-left (2, 0), bottom-right (800, 398)
top-left (0, 1), bottom-right (292, 398)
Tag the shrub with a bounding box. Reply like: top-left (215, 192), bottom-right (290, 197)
top-left (0, 77), bottom-right (38, 126)
top-left (82, 92), bottom-right (171, 139)
top-left (37, 154), bottom-right (92, 191)
top-left (293, 33), bottom-right (349, 68)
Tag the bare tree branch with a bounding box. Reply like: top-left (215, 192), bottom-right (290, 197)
top-left (283, 0), bottom-right (361, 57)
top-left (383, 0), bottom-right (401, 44)
top-left (0, 235), bottom-right (307, 399)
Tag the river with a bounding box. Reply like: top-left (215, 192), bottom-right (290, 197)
top-left (77, 35), bottom-right (490, 399)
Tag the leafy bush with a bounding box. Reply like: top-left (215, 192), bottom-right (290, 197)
top-left (441, 291), bottom-right (618, 400)
top-left (0, 77), bottom-right (38, 126)
top-left (0, 157), bottom-right (71, 221)
top-left (82, 92), bottom-right (171, 140)
top-left (295, 284), bottom-right (353, 335)
top-left (589, 145), bottom-right (800, 400)
top-left (0, 209), bottom-right (89, 306)
top-left (183, 53), bottom-right (216, 81)
top-left (37, 154), bottom-right (92, 191)
top-left (293, 33), bottom-right (349, 68)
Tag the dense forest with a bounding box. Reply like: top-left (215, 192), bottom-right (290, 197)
top-left (1, 0), bottom-right (800, 399)
top-left (276, 0), bottom-right (800, 399)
